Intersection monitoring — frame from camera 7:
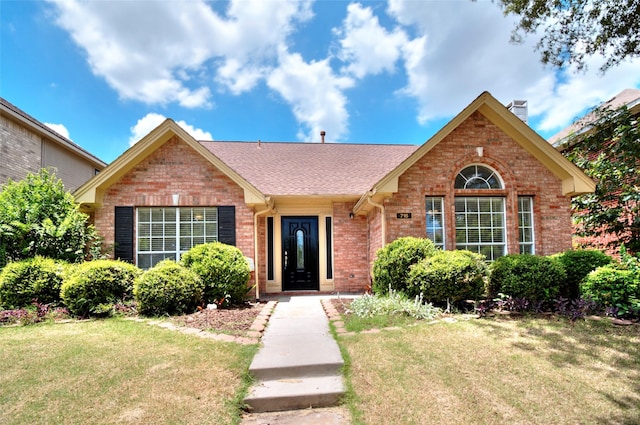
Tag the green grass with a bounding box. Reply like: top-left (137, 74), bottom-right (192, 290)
top-left (343, 313), bottom-right (420, 332)
top-left (0, 319), bottom-right (257, 425)
top-left (339, 317), bottom-right (640, 425)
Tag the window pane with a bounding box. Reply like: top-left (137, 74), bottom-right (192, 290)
top-left (454, 197), bottom-right (505, 261)
top-left (518, 196), bottom-right (535, 254)
top-left (425, 197), bottom-right (445, 249)
top-left (455, 165), bottom-right (503, 189)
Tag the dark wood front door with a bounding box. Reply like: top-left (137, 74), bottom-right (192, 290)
top-left (282, 217), bottom-right (319, 291)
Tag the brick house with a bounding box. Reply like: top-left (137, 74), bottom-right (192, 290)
top-left (548, 88), bottom-right (640, 254)
top-left (1, 97), bottom-right (106, 191)
top-left (74, 92), bottom-right (594, 297)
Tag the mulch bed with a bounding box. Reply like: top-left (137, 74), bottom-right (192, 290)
top-left (169, 302), bottom-right (264, 336)
top-left (330, 298), bottom-right (353, 317)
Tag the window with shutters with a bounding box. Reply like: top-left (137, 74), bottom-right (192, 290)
top-left (137, 207), bottom-right (218, 269)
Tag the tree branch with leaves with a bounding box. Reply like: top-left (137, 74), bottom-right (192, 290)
top-left (564, 105), bottom-right (640, 253)
top-left (498, 0), bottom-right (640, 72)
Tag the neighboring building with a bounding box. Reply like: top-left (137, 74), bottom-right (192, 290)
top-left (0, 97), bottom-right (106, 192)
top-left (549, 88), bottom-right (640, 253)
top-left (74, 91), bottom-right (594, 297)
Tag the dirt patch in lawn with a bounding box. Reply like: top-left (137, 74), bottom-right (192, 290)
top-left (330, 298), bottom-right (353, 316)
top-left (169, 302), bottom-right (263, 336)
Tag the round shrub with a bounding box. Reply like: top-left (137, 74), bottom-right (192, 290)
top-left (581, 265), bottom-right (639, 315)
top-left (488, 254), bottom-right (566, 303)
top-left (0, 257), bottom-right (69, 308)
top-left (372, 237), bottom-right (438, 295)
top-left (553, 249), bottom-right (612, 298)
top-left (180, 242), bottom-right (250, 305)
top-left (408, 250), bottom-right (487, 303)
top-left (134, 260), bottom-right (204, 316)
top-left (60, 259), bottom-right (141, 317)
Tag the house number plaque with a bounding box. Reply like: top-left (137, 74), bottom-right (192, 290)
top-left (396, 212), bottom-right (412, 219)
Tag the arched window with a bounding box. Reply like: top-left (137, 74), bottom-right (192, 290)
top-left (455, 165), bottom-right (502, 189)
top-left (454, 165), bottom-right (505, 260)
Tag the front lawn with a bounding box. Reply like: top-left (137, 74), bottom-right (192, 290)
top-left (339, 317), bottom-right (640, 425)
top-left (0, 319), bottom-right (256, 425)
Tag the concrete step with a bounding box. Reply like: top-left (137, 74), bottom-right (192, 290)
top-left (249, 358), bottom-right (343, 381)
top-left (244, 375), bottom-right (345, 413)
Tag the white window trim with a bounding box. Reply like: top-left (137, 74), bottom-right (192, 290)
top-left (454, 196), bottom-right (507, 261)
top-left (136, 207), bottom-right (218, 268)
top-left (518, 196), bottom-right (535, 254)
top-left (426, 196), bottom-right (446, 249)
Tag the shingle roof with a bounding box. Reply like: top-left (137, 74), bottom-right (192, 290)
top-left (201, 141), bottom-right (419, 196)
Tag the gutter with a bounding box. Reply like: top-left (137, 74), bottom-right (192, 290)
top-left (253, 197), bottom-right (276, 301)
top-left (366, 191), bottom-right (386, 246)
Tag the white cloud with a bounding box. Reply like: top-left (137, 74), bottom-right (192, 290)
top-left (46, 0), bottom-right (313, 107)
top-left (334, 2), bottom-right (407, 78)
top-left (385, 0), bottom-right (640, 131)
top-left (267, 49), bottom-right (355, 141)
top-left (44, 122), bottom-right (71, 140)
top-left (129, 113), bottom-right (213, 146)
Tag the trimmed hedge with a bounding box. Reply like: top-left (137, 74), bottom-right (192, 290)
top-left (0, 257), bottom-right (69, 308)
top-left (581, 265), bottom-right (640, 316)
top-left (60, 259), bottom-right (141, 317)
top-left (134, 260), bottom-right (204, 316)
top-left (180, 242), bottom-right (250, 306)
top-left (372, 237), bottom-right (438, 295)
top-left (553, 249), bottom-right (612, 298)
top-left (408, 250), bottom-right (487, 303)
top-left (488, 254), bottom-right (566, 303)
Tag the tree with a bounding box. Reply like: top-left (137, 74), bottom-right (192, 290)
top-left (564, 105), bottom-right (640, 254)
top-left (0, 169), bottom-right (98, 266)
top-left (498, 0), bottom-right (640, 72)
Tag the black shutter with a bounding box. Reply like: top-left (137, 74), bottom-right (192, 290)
top-left (218, 206), bottom-right (236, 246)
top-left (114, 206), bottom-right (134, 263)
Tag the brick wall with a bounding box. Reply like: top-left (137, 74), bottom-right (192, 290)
top-left (0, 115), bottom-right (41, 183)
top-left (381, 111), bottom-right (572, 257)
top-left (93, 136), bottom-right (255, 283)
top-left (333, 202), bottom-right (370, 292)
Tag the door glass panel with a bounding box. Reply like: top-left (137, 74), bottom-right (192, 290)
top-left (296, 229), bottom-right (305, 269)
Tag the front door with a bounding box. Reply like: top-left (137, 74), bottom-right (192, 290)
top-left (282, 216), bottom-right (319, 291)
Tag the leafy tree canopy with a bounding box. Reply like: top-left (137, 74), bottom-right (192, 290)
top-left (564, 105), bottom-right (640, 253)
top-left (498, 0), bottom-right (640, 72)
top-left (0, 169), bottom-right (98, 266)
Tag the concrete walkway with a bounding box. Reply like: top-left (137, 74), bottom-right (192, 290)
top-left (243, 296), bottom-right (345, 414)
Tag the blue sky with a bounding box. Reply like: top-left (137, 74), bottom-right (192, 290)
top-left (2, 0), bottom-right (639, 164)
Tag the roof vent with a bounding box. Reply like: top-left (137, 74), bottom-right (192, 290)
top-left (507, 100), bottom-right (528, 124)
top-left (320, 130), bottom-right (326, 144)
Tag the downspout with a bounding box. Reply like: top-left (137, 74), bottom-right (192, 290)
top-left (253, 197), bottom-right (275, 301)
top-left (367, 192), bottom-right (386, 246)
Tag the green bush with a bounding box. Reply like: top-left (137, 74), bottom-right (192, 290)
top-left (408, 250), bottom-right (487, 303)
top-left (488, 254), bottom-right (566, 303)
top-left (372, 237), bottom-right (438, 295)
top-left (0, 257), bottom-right (69, 308)
top-left (134, 260), bottom-right (204, 316)
top-left (180, 242), bottom-right (250, 306)
top-left (0, 169), bottom-right (98, 264)
top-left (552, 249), bottom-right (612, 298)
top-left (60, 259), bottom-right (141, 317)
top-left (581, 265), bottom-right (640, 316)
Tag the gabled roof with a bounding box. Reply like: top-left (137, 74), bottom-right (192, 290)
top-left (201, 141), bottom-right (418, 197)
top-left (548, 88), bottom-right (640, 148)
top-left (354, 91), bottom-right (596, 214)
top-left (0, 97), bottom-right (106, 168)
top-left (74, 120), bottom-right (266, 208)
